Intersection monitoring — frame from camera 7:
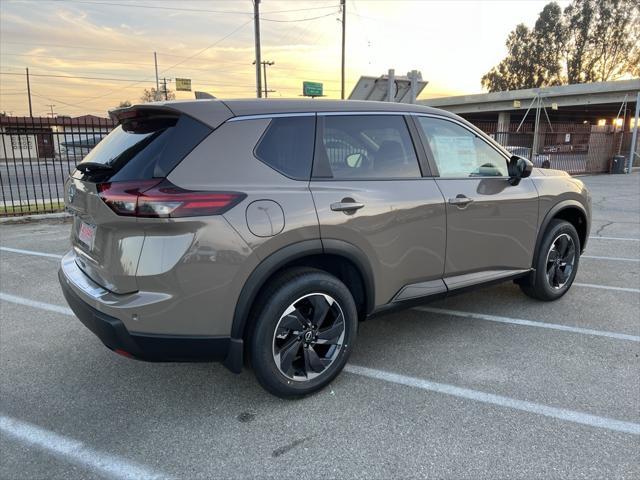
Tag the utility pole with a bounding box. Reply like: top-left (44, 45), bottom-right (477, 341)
top-left (629, 91), bottom-right (640, 173)
top-left (253, 0), bottom-right (262, 98)
top-left (253, 60), bottom-right (275, 97)
top-left (340, 0), bottom-right (346, 100)
top-left (46, 104), bottom-right (56, 117)
top-left (162, 77), bottom-right (168, 101)
top-left (25, 67), bottom-right (33, 117)
top-left (154, 52), bottom-right (160, 100)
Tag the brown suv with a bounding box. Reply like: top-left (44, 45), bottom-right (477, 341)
top-left (59, 99), bottom-right (591, 397)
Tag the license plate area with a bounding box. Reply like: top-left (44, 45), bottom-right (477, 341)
top-left (78, 221), bottom-right (96, 250)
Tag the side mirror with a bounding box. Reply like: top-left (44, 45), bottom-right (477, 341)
top-left (508, 156), bottom-right (533, 186)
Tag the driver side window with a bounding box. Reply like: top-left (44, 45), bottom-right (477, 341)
top-left (417, 116), bottom-right (508, 178)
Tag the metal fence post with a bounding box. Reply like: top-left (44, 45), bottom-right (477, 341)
top-left (629, 91), bottom-right (640, 173)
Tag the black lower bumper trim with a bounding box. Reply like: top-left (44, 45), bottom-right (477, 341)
top-left (59, 269), bottom-right (229, 362)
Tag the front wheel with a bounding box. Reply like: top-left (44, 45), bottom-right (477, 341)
top-left (519, 219), bottom-right (580, 301)
top-left (249, 268), bottom-right (357, 398)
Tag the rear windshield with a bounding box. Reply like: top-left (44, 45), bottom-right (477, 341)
top-left (74, 114), bottom-right (211, 182)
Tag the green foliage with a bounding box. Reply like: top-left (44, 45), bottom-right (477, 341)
top-left (482, 0), bottom-right (640, 92)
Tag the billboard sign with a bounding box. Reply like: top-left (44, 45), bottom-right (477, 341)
top-left (176, 78), bottom-right (192, 92)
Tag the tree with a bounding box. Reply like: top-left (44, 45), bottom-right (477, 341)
top-left (565, 0), bottom-right (639, 82)
top-left (117, 100), bottom-right (132, 108)
top-left (482, 0), bottom-right (640, 92)
top-left (482, 24), bottom-right (537, 92)
top-left (140, 87), bottom-right (175, 103)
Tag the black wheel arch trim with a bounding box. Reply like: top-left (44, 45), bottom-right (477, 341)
top-left (321, 238), bottom-right (376, 315)
top-left (223, 238), bottom-right (375, 373)
top-left (531, 200), bottom-right (588, 282)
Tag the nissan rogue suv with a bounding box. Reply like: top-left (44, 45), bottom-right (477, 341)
top-left (59, 99), bottom-right (591, 397)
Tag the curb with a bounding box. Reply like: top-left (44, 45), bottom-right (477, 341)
top-left (0, 212), bottom-right (71, 224)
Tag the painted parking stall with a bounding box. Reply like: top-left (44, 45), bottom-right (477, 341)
top-left (1, 173), bottom-right (639, 479)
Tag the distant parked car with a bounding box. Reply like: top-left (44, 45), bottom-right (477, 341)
top-left (505, 146), bottom-right (551, 169)
top-left (61, 135), bottom-right (107, 159)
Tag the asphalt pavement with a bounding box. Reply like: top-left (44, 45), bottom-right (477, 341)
top-left (0, 173), bottom-right (638, 479)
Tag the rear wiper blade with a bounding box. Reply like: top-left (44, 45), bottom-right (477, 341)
top-left (76, 162), bottom-right (113, 173)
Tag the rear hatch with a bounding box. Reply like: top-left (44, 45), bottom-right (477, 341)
top-left (65, 107), bottom-right (213, 293)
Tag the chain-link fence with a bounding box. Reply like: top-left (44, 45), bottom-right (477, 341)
top-left (0, 116), bottom-right (115, 216)
top-left (474, 120), bottom-right (636, 174)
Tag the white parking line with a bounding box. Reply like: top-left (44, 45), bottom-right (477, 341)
top-left (0, 246), bottom-right (63, 259)
top-left (574, 283), bottom-right (640, 293)
top-left (589, 236), bottom-right (640, 242)
top-left (3, 246), bottom-right (639, 290)
top-left (0, 415), bottom-right (171, 480)
top-left (345, 365), bottom-right (640, 436)
top-left (582, 255), bottom-right (640, 262)
top-left (414, 306), bottom-right (640, 342)
top-left (0, 292), bottom-right (73, 316)
top-left (3, 291), bottom-right (639, 436)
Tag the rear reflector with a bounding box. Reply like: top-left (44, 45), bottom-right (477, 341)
top-left (97, 180), bottom-right (245, 218)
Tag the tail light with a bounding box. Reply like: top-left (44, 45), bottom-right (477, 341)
top-left (97, 179), bottom-right (245, 218)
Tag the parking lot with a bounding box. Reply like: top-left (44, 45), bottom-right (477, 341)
top-left (1, 172), bottom-right (638, 479)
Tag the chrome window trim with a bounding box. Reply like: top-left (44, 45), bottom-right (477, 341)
top-left (227, 112), bottom-right (316, 122)
top-left (228, 111), bottom-right (418, 122)
top-left (318, 111), bottom-right (413, 116)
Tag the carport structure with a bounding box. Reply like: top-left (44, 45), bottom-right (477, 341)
top-left (420, 79), bottom-right (640, 174)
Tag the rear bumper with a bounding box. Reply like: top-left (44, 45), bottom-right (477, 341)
top-left (59, 267), bottom-right (230, 362)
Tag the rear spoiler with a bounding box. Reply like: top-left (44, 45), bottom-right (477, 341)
top-left (108, 101), bottom-right (233, 130)
top-left (108, 105), bottom-right (179, 125)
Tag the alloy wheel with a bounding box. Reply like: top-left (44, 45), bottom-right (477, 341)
top-left (272, 293), bottom-right (346, 382)
top-left (545, 233), bottom-right (576, 290)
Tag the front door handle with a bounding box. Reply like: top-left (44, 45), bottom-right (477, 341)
top-left (448, 194), bottom-right (474, 207)
top-left (331, 200), bottom-right (365, 213)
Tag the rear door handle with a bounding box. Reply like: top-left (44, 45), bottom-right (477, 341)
top-left (331, 201), bottom-right (365, 212)
top-left (448, 195), bottom-right (474, 206)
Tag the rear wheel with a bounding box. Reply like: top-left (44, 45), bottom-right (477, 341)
top-left (520, 219), bottom-right (580, 301)
top-left (249, 268), bottom-right (357, 398)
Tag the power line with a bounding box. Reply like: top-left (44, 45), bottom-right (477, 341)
top-left (0, 52), bottom-right (256, 71)
top-left (262, 10), bottom-right (341, 23)
top-left (0, 71), bottom-right (154, 83)
top-left (71, 17), bottom-right (254, 108)
top-left (0, 71), bottom-right (260, 90)
top-left (0, 41), bottom-right (244, 60)
top-left (59, 0), bottom-right (339, 16)
top-left (61, 0), bottom-right (253, 14)
top-left (157, 18), bottom-right (253, 74)
top-left (0, 52), bottom-right (156, 68)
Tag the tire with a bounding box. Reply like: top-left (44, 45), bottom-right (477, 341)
top-left (248, 267), bottom-right (357, 398)
top-left (519, 219), bottom-right (580, 301)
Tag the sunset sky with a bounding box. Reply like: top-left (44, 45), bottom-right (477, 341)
top-left (0, 0), bottom-right (570, 117)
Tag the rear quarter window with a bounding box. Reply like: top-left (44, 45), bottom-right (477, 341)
top-left (254, 116), bottom-right (316, 180)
